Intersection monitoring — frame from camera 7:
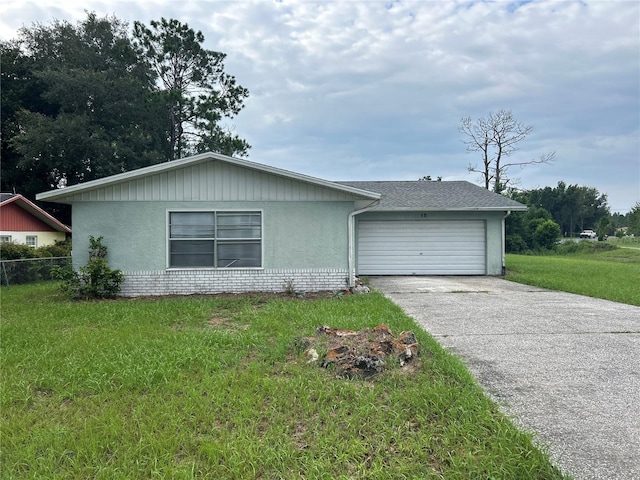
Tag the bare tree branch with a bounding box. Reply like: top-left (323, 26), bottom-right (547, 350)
top-left (460, 110), bottom-right (554, 193)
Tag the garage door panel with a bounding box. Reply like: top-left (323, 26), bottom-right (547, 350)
top-left (357, 220), bottom-right (486, 275)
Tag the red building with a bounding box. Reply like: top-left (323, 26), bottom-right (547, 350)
top-left (0, 194), bottom-right (71, 248)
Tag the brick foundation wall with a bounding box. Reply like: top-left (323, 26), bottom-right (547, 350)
top-left (120, 269), bottom-right (350, 297)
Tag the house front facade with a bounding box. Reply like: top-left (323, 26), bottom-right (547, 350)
top-left (37, 152), bottom-right (526, 296)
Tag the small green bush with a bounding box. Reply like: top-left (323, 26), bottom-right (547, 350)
top-left (553, 240), bottom-right (617, 255)
top-left (0, 242), bottom-right (40, 260)
top-left (554, 241), bottom-right (581, 254)
top-left (0, 239), bottom-right (71, 260)
top-left (38, 239), bottom-right (72, 257)
top-left (533, 220), bottom-right (561, 250)
top-left (52, 236), bottom-right (124, 299)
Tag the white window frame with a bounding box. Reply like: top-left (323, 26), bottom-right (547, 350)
top-left (26, 235), bottom-right (38, 248)
top-left (0, 236), bottom-right (12, 244)
top-left (166, 209), bottom-right (263, 270)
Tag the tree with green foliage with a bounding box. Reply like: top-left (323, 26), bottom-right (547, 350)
top-left (459, 110), bottom-right (555, 193)
top-left (2, 14), bottom-right (167, 201)
top-left (596, 216), bottom-right (611, 240)
top-left (0, 40), bottom-right (52, 198)
top-left (628, 203), bottom-right (640, 236)
top-left (533, 220), bottom-right (561, 250)
top-left (609, 212), bottom-right (628, 232)
top-left (505, 204), bottom-right (554, 253)
top-left (524, 182), bottom-right (610, 237)
top-left (1, 13), bottom-right (250, 208)
top-left (133, 18), bottom-right (250, 160)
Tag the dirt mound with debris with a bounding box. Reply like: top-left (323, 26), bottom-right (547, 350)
top-left (296, 324), bottom-right (419, 379)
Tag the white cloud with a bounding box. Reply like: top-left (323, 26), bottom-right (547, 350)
top-left (1, 0), bottom-right (638, 211)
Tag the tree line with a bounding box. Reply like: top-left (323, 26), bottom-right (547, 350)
top-left (505, 183), bottom-right (639, 252)
top-left (1, 12), bottom-right (250, 212)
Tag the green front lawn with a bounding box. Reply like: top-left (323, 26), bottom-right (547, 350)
top-left (506, 246), bottom-right (640, 306)
top-left (0, 283), bottom-right (566, 479)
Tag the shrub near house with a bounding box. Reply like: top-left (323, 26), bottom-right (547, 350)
top-left (52, 236), bottom-right (123, 299)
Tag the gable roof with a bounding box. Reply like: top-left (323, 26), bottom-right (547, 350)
top-left (36, 152), bottom-right (381, 203)
top-left (0, 194), bottom-right (72, 232)
top-left (34, 152), bottom-right (526, 212)
top-left (338, 181), bottom-right (527, 211)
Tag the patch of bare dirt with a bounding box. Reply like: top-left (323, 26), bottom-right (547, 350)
top-left (130, 291), bottom-right (341, 302)
top-left (206, 316), bottom-right (250, 332)
top-left (296, 324), bottom-right (420, 379)
top-left (207, 316), bottom-right (232, 327)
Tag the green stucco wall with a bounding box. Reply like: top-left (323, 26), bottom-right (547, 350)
top-left (71, 201), bottom-right (352, 271)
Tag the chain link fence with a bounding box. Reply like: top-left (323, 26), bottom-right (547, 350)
top-left (1, 256), bottom-right (71, 286)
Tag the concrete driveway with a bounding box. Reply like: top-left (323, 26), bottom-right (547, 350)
top-left (369, 276), bottom-right (640, 480)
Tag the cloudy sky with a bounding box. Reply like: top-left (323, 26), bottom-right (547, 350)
top-left (1, 0), bottom-right (639, 212)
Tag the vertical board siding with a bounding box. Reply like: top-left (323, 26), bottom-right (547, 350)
top-left (0, 203), bottom-right (57, 231)
top-left (67, 160), bottom-right (359, 202)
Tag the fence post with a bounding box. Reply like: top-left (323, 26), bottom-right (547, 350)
top-left (1, 261), bottom-right (9, 288)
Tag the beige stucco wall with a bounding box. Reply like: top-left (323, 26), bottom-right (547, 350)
top-left (0, 231), bottom-right (66, 248)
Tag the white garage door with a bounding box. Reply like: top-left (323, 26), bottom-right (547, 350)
top-left (357, 220), bottom-right (486, 275)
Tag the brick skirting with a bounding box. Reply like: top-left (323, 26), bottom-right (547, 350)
top-left (120, 268), bottom-right (350, 296)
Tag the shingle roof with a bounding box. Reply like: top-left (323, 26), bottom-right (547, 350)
top-left (337, 181), bottom-right (527, 211)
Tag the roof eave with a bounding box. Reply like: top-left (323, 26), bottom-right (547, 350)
top-left (372, 206), bottom-right (528, 212)
top-left (0, 196), bottom-right (19, 207)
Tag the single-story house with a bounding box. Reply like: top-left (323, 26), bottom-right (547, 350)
top-left (0, 193), bottom-right (72, 248)
top-left (36, 152), bottom-right (526, 296)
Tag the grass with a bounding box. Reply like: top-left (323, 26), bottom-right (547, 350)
top-left (506, 242), bottom-right (640, 306)
top-left (0, 283), bottom-right (567, 479)
top-left (606, 235), bottom-right (640, 249)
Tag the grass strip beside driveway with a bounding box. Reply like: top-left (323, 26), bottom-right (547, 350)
top-left (0, 283), bottom-right (567, 479)
top-left (506, 249), bottom-right (640, 306)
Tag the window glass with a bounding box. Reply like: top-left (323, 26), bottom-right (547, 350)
top-left (26, 236), bottom-right (37, 248)
top-left (217, 213), bottom-right (261, 239)
top-left (168, 211), bottom-right (261, 268)
top-left (170, 212), bottom-right (215, 238)
top-left (170, 240), bottom-right (215, 267)
top-left (218, 241), bottom-right (261, 268)
top-left (0, 236), bottom-right (11, 243)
